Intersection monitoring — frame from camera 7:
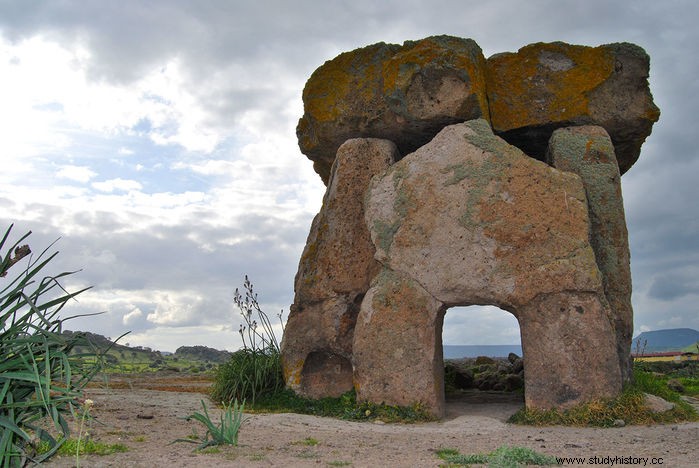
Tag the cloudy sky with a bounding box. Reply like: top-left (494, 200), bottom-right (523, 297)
top-left (1, 1), bottom-right (697, 352)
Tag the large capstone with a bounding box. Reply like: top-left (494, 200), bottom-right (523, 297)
top-left (486, 42), bottom-right (660, 174)
top-left (297, 35), bottom-right (489, 184)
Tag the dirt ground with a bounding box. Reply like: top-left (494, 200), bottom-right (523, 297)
top-left (42, 374), bottom-right (699, 467)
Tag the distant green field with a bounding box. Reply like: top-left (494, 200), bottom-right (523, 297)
top-left (75, 349), bottom-right (219, 374)
top-left (66, 331), bottom-right (232, 374)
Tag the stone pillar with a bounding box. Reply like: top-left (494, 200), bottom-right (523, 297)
top-left (519, 292), bottom-right (622, 409)
top-left (281, 138), bottom-right (397, 398)
top-left (353, 269), bottom-right (446, 418)
top-left (546, 126), bottom-right (634, 383)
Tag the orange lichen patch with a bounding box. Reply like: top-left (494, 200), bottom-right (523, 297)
top-left (302, 43), bottom-right (397, 123)
top-left (381, 36), bottom-right (489, 120)
top-left (282, 358), bottom-right (305, 387)
top-left (487, 42), bottom-right (614, 131)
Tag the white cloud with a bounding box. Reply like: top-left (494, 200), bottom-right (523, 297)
top-left (443, 305), bottom-right (520, 345)
top-left (122, 307), bottom-right (143, 326)
top-left (56, 165), bottom-right (97, 183)
top-left (146, 291), bottom-right (205, 326)
top-left (0, 35), bottom-right (229, 168)
top-left (124, 325), bottom-right (243, 353)
top-left (92, 178), bottom-right (143, 193)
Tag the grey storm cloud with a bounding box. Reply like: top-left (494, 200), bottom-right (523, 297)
top-left (648, 273), bottom-right (698, 301)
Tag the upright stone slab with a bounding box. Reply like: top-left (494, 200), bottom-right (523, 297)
top-left (546, 126), bottom-right (633, 383)
top-left (281, 138), bottom-right (398, 398)
top-left (365, 120), bottom-right (601, 309)
top-left (519, 291), bottom-right (625, 408)
top-left (356, 120), bottom-right (621, 416)
top-left (353, 269), bottom-right (445, 416)
top-left (297, 35), bottom-right (489, 183)
top-left (486, 42), bottom-right (660, 174)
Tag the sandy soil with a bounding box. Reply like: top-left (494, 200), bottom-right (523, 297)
top-left (42, 375), bottom-right (699, 468)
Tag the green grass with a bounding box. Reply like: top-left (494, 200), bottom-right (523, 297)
top-left (79, 349), bottom-right (217, 375)
top-left (680, 342), bottom-right (699, 353)
top-left (436, 445), bottom-right (557, 467)
top-left (211, 348), bottom-right (283, 405)
top-left (292, 437), bottom-right (318, 446)
top-left (247, 388), bottom-right (433, 423)
top-left (509, 367), bottom-right (698, 427)
top-left (635, 361), bottom-right (699, 397)
top-left (210, 277), bottom-right (285, 405)
top-left (37, 438), bottom-right (128, 456)
top-left (678, 377), bottom-right (699, 396)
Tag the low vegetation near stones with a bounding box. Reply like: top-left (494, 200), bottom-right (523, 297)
top-left (211, 277), bottom-right (285, 405)
top-left (509, 366), bottom-right (698, 427)
top-left (436, 445), bottom-right (557, 467)
top-left (210, 278), bottom-right (697, 427)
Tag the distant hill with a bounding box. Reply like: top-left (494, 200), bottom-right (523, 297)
top-left (62, 330), bottom-right (234, 373)
top-left (63, 330), bottom-right (159, 356)
top-left (632, 328), bottom-right (699, 352)
top-left (174, 345), bottom-right (232, 364)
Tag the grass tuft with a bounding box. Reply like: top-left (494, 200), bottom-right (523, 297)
top-left (436, 445), bottom-right (557, 467)
top-left (211, 277), bottom-right (285, 405)
top-left (509, 367), bottom-right (698, 427)
top-left (37, 439), bottom-right (128, 456)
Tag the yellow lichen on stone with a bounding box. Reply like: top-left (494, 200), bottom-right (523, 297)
top-left (487, 43), bottom-right (614, 131)
top-left (382, 36), bottom-right (489, 121)
top-left (302, 43), bottom-right (395, 123)
top-left (283, 358), bottom-right (305, 388)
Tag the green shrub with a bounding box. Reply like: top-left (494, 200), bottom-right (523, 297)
top-left (211, 277), bottom-right (285, 405)
top-left (0, 225), bottom-right (103, 467)
top-left (211, 347), bottom-right (282, 405)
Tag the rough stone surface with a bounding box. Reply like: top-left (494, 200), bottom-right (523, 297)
top-left (519, 292), bottom-right (622, 408)
top-left (297, 35), bottom-right (489, 183)
top-left (365, 120), bottom-right (600, 310)
top-left (353, 268), bottom-right (445, 415)
top-left (284, 36), bottom-right (657, 418)
top-left (280, 138), bottom-right (398, 398)
top-left (546, 125), bottom-right (634, 383)
top-left (644, 393), bottom-right (675, 413)
top-left (486, 42), bottom-right (660, 174)
top-left (354, 120), bottom-right (621, 415)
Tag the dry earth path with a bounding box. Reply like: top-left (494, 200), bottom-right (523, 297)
top-left (43, 376), bottom-right (698, 467)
